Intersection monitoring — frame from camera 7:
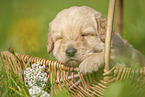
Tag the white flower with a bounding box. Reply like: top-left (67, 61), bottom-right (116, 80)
top-left (29, 88), bottom-right (33, 94)
top-left (35, 68), bottom-right (39, 72)
top-left (24, 62), bottom-right (48, 88)
top-left (40, 90), bottom-right (50, 97)
top-left (24, 62), bottom-right (49, 96)
top-left (42, 65), bottom-right (45, 68)
top-left (44, 78), bottom-right (48, 83)
top-left (37, 62), bottom-right (42, 64)
top-left (28, 86), bottom-right (50, 97)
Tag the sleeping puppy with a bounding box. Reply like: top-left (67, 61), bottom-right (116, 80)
top-left (47, 6), bottom-right (145, 74)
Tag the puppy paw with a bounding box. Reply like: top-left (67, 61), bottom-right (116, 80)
top-left (78, 53), bottom-right (104, 74)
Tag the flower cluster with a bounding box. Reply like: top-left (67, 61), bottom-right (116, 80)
top-left (29, 86), bottom-right (50, 97)
top-left (24, 62), bottom-right (50, 97)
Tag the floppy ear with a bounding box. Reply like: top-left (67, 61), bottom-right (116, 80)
top-left (95, 14), bottom-right (107, 43)
top-left (46, 32), bottom-right (54, 54)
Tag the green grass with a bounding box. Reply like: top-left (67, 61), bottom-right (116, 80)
top-left (104, 80), bottom-right (145, 97)
top-left (0, 56), bottom-right (29, 97)
top-left (0, 53), bottom-right (71, 97)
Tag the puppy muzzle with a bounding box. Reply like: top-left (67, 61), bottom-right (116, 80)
top-left (65, 48), bottom-right (77, 57)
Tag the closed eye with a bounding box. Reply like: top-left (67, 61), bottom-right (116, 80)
top-left (81, 33), bottom-right (94, 37)
top-left (81, 34), bottom-right (88, 36)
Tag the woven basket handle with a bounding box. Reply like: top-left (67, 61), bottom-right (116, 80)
top-left (104, 0), bottom-right (116, 72)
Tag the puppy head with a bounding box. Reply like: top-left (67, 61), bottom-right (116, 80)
top-left (47, 6), bottom-right (106, 67)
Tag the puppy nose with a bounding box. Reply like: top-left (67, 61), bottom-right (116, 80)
top-left (66, 48), bottom-right (77, 57)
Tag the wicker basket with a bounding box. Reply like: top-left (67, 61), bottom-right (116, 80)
top-left (1, 51), bottom-right (145, 97)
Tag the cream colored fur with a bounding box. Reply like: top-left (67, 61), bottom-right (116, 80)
top-left (47, 6), bottom-right (145, 74)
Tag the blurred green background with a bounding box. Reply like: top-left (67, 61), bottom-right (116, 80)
top-left (0, 0), bottom-right (145, 60)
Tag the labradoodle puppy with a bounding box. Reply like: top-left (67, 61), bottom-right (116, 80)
top-left (47, 6), bottom-right (145, 74)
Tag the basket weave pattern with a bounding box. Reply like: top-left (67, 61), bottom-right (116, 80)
top-left (1, 51), bottom-right (145, 97)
